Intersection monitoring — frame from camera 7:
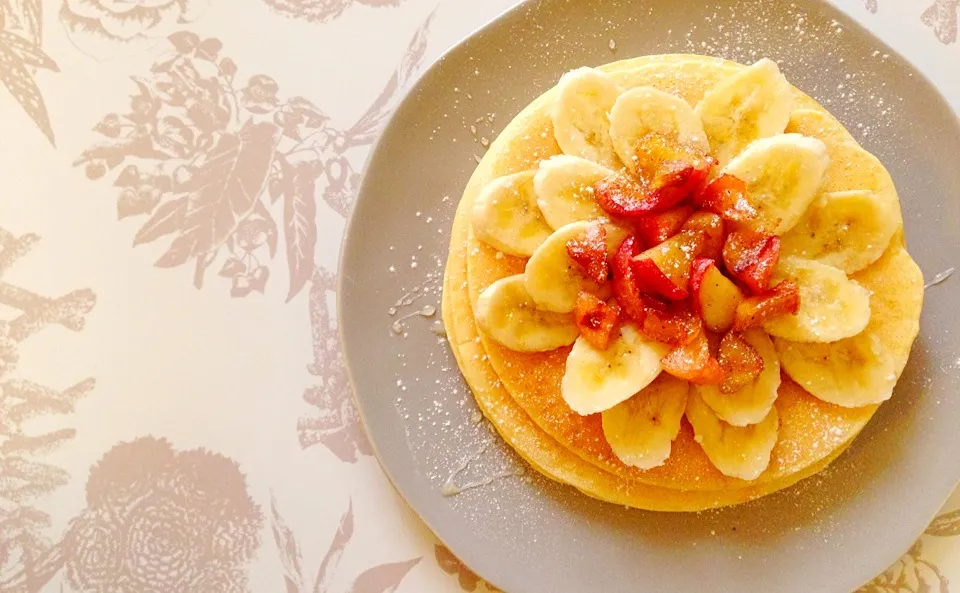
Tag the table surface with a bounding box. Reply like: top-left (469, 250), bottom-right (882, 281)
top-left (0, 0), bottom-right (957, 592)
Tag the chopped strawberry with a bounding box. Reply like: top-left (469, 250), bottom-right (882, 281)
top-left (631, 258), bottom-right (690, 301)
top-left (630, 231), bottom-right (703, 300)
top-left (681, 211), bottom-right (725, 261)
top-left (640, 302), bottom-right (701, 347)
top-left (566, 222), bottom-right (609, 284)
top-left (717, 331), bottom-right (765, 394)
top-left (574, 292), bottom-right (622, 350)
top-left (661, 327), bottom-right (726, 385)
top-left (595, 174), bottom-right (656, 219)
top-left (732, 280), bottom-right (801, 331)
top-left (689, 258), bottom-right (745, 333)
top-left (696, 174), bottom-right (759, 226)
top-left (611, 235), bottom-right (648, 321)
top-left (648, 157), bottom-right (714, 212)
top-left (722, 230), bottom-right (781, 294)
top-left (635, 206), bottom-right (694, 246)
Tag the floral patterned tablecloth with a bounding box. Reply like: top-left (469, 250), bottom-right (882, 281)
top-left (0, 0), bottom-right (956, 592)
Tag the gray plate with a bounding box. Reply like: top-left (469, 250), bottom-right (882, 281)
top-left (339, 0), bottom-right (960, 591)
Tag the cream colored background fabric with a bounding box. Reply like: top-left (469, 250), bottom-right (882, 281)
top-left (0, 0), bottom-right (955, 591)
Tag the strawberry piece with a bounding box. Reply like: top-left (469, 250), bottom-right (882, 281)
top-left (689, 257), bottom-right (745, 333)
top-left (566, 222), bottom-right (609, 284)
top-left (648, 157), bottom-right (714, 211)
top-left (696, 174), bottom-right (759, 226)
top-left (635, 206), bottom-right (694, 246)
top-left (661, 327), bottom-right (726, 385)
top-left (717, 331), bottom-right (765, 394)
top-left (595, 174), bottom-right (656, 219)
top-left (681, 211), bottom-right (725, 261)
top-left (733, 280), bottom-right (801, 331)
top-left (574, 292), bottom-right (622, 350)
top-left (641, 302), bottom-right (701, 347)
top-left (611, 235), bottom-right (648, 321)
top-left (722, 230), bottom-right (781, 294)
top-left (631, 231), bottom-right (703, 300)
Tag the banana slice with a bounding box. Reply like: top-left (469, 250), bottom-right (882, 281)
top-left (694, 58), bottom-right (794, 167)
top-left (763, 257), bottom-right (871, 343)
top-left (686, 390), bottom-right (779, 481)
top-left (774, 246), bottom-right (923, 407)
top-left (722, 133), bottom-right (829, 235)
top-left (562, 323), bottom-right (668, 415)
top-left (475, 275), bottom-right (579, 352)
top-left (471, 171), bottom-right (553, 257)
top-left (601, 374), bottom-right (689, 469)
top-left (534, 155), bottom-right (616, 229)
top-left (525, 221), bottom-right (629, 313)
top-left (608, 86), bottom-right (709, 173)
top-left (697, 329), bottom-right (780, 427)
top-left (781, 190), bottom-right (897, 274)
top-left (552, 68), bottom-right (623, 169)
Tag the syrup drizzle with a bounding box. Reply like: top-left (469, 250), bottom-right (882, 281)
top-left (924, 267), bottom-right (956, 290)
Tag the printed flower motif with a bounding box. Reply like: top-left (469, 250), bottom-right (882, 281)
top-left (921, 0), bottom-right (959, 44)
top-left (59, 0), bottom-right (212, 57)
top-left (62, 437), bottom-right (262, 593)
top-left (262, 0), bottom-right (406, 24)
top-left (859, 541), bottom-right (948, 593)
top-left (240, 75), bottom-right (280, 114)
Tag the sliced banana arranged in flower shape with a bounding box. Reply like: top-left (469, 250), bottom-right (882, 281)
top-left (562, 324), bottom-right (668, 415)
top-left (525, 221), bottom-right (629, 313)
top-left (775, 247), bottom-right (923, 407)
top-left (697, 329), bottom-right (780, 427)
top-left (686, 390), bottom-right (780, 481)
top-left (465, 58), bottom-right (915, 481)
top-left (551, 68), bottom-right (623, 169)
top-left (609, 87), bottom-right (709, 173)
top-left (601, 374), bottom-right (689, 469)
top-left (471, 170), bottom-right (553, 257)
top-left (534, 155), bottom-right (615, 229)
top-left (475, 275), bottom-right (579, 353)
top-left (695, 58), bottom-right (794, 167)
top-left (781, 190), bottom-right (898, 274)
top-left (722, 133), bottom-right (830, 234)
top-left (763, 257), bottom-right (871, 343)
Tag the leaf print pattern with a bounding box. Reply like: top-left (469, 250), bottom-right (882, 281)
top-left (0, 11), bottom-right (58, 144)
top-left (296, 7), bottom-right (435, 462)
top-left (926, 510), bottom-right (960, 537)
top-left (75, 33), bottom-right (326, 301)
top-left (0, 228), bottom-right (95, 593)
top-left (435, 545), bottom-right (502, 592)
top-left (60, 437), bottom-right (263, 593)
top-left (270, 497), bottom-right (418, 593)
top-left (921, 0), bottom-right (959, 44)
top-left (262, 0), bottom-right (408, 24)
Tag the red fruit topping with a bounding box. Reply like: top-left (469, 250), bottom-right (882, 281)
top-left (732, 280), bottom-right (801, 332)
top-left (689, 258), bottom-right (745, 333)
top-left (566, 222), bottom-right (609, 284)
top-left (696, 174), bottom-right (759, 226)
top-left (661, 327), bottom-right (727, 385)
top-left (630, 231), bottom-right (703, 300)
top-left (717, 331), bottom-right (765, 394)
top-left (635, 206), bottom-right (694, 246)
top-left (611, 235), bottom-right (648, 321)
top-left (574, 292), bottom-right (622, 350)
top-left (681, 211), bottom-right (725, 261)
top-left (640, 302), bottom-right (701, 347)
top-left (722, 230), bottom-right (781, 294)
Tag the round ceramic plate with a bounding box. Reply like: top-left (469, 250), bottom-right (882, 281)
top-left (339, 0), bottom-right (960, 591)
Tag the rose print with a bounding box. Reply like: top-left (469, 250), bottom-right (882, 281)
top-left (62, 437), bottom-right (262, 593)
top-left (262, 0), bottom-right (407, 24)
top-left (59, 0), bottom-right (211, 57)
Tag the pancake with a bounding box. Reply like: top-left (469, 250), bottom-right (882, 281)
top-left (443, 54), bottom-right (923, 509)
